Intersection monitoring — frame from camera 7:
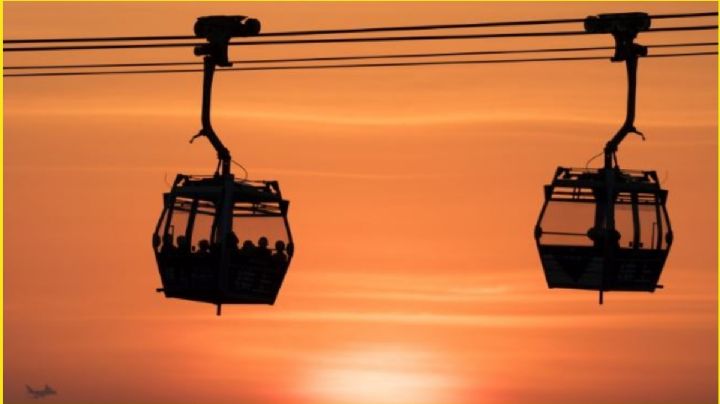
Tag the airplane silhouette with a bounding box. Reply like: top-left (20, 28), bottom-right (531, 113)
top-left (26, 385), bottom-right (56, 399)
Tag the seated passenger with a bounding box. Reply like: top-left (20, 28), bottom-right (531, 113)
top-left (225, 232), bottom-right (242, 282)
top-left (239, 240), bottom-right (255, 259)
top-left (186, 239), bottom-right (214, 289)
top-left (225, 229), bottom-right (239, 254)
top-left (173, 235), bottom-right (192, 286)
top-left (272, 240), bottom-right (288, 270)
top-left (158, 234), bottom-right (179, 284)
top-left (160, 234), bottom-right (177, 255)
top-left (196, 239), bottom-right (211, 258)
top-left (256, 237), bottom-right (272, 260)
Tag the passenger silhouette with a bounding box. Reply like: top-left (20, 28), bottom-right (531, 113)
top-left (225, 231), bottom-right (243, 286)
top-left (158, 234), bottom-right (179, 285)
top-left (256, 236), bottom-right (271, 259)
top-left (239, 240), bottom-right (255, 257)
top-left (196, 239), bottom-right (211, 257)
top-left (172, 235), bottom-right (192, 287)
top-left (187, 239), bottom-right (215, 291)
top-left (228, 239), bottom-right (258, 293)
top-left (272, 240), bottom-right (288, 270)
top-left (160, 234), bottom-right (177, 255)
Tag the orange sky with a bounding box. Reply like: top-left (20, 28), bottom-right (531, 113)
top-left (3, 2), bottom-right (718, 404)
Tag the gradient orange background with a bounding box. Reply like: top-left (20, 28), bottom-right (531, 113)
top-left (3, 2), bottom-right (717, 404)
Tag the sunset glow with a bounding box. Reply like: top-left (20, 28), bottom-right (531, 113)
top-left (301, 346), bottom-right (462, 404)
top-left (3, 2), bottom-right (717, 404)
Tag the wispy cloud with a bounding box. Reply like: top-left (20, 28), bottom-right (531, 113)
top-left (250, 167), bottom-right (445, 180)
top-left (12, 105), bottom-right (714, 130)
top-left (298, 287), bottom-right (510, 303)
top-left (229, 309), bottom-right (712, 329)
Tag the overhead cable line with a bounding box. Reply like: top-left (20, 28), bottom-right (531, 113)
top-left (4, 41), bottom-right (716, 70)
top-left (650, 11), bottom-right (719, 19)
top-left (4, 25), bottom-right (717, 52)
top-left (4, 51), bottom-right (715, 78)
top-left (4, 11), bottom-right (716, 44)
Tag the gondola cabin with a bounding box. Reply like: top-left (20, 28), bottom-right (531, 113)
top-left (150, 15), bottom-right (295, 314)
top-left (533, 12), bottom-right (676, 303)
top-left (534, 167), bottom-right (671, 296)
top-left (153, 174), bottom-right (294, 309)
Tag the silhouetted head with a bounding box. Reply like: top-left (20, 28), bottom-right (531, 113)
top-left (241, 240), bottom-right (255, 250)
top-left (258, 236), bottom-right (269, 249)
top-left (275, 240), bottom-right (286, 252)
top-left (177, 235), bottom-right (190, 251)
top-left (162, 234), bottom-right (173, 246)
top-left (198, 239), bottom-right (210, 252)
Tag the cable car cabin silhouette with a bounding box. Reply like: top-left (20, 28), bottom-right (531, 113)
top-left (152, 15), bottom-right (294, 315)
top-left (534, 12), bottom-right (674, 303)
top-left (534, 167), bottom-right (672, 296)
top-left (153, 175), bottom-right (293, 306)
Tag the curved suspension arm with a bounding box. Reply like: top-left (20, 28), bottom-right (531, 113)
top-left (190, 15), bottom-right (261, 177)
top-left (194, 56), bottom-right (231, 176)
top-left (603, 45), bottom-right (646, 169)
top-left (599, 21), bottom-right (649, 169)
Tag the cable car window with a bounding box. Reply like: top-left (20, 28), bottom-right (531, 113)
top-left (231, 215), bottom-right (290, 253)
top-left (155, 207), bottom-right (170, 252)
top-left (191, 201), bottom-right (216, 252)
top-left (169, 197), bottom-right (192, 249)
top-left (638, 204), bottom-right (660, 250)
top-left (539, 200), bottom-right (594, 246)
top-left (658, 203), bottom-right (671, 250)
top-left (615, 204), bottom-right (634, 248)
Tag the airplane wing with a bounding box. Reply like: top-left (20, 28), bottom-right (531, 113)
top-left (26, 386), bottom-right (44, 399)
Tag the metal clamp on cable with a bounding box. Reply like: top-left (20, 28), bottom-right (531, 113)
top-left (194, 15), bottom-right (261, 66)
top-left (584, 12), bottom-right (650, 62)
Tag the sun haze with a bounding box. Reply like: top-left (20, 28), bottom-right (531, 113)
top-left (3, 2), bottom-right (717, 404)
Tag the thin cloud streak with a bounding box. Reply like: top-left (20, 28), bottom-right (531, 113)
top-left (292, 288), bottom-right (511, 303)
top-left (9, 106), bottom-right (716, 130)
top-left (4, 164), bottom-right (446, 180)
top-left (231, 309), bottom-right (713, 329)
top-left (251, 167), bottom-right (446, 180)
